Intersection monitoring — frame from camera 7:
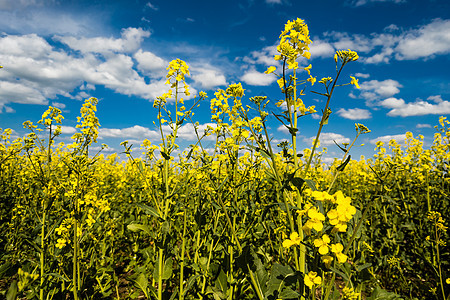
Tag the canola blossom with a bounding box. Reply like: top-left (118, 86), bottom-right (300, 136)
top-left (0, 18), bottom-right (449, 300)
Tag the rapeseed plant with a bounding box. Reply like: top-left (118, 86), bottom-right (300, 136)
top-left (1, 18), bottom-right (449, 300)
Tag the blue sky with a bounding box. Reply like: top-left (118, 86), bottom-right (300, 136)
top-left (0, 0), bottom-right (449, 162)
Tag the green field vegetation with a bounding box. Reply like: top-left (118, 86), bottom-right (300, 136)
top-left (0, 18), bottom-right (449, 300)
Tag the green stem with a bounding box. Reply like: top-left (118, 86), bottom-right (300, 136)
top-left (40, 210), bottom-right (45, 300)
top-left (158, 248), bottom-right (164, 300)
top-left (302, 64), bottom-right (345, 179)
top-left (179, 210), bottom-right (187, 300)
top-left (73, 205), bottom-right (78, 300)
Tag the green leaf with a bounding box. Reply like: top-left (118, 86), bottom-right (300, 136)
top-left (266, 264), bottom-right (297, 297)
top-left (333, 140), bottom-right (347, 153)
top-left (183, 274), bottom-right (201, 296)
top-left (162, 257), bottom-right (173, 280)
top-left (367, 286), bottom-right (404, 300)
top-left (356, 263), bottom-right (372, 272)
top-left (161, 151), bottom-right (170, 160)
top-left (134, 273), bottom-right (149, 298)
top-left (215, 269), bottom-right (227, 294)
top-left (6, 280), bottom-right (17, 300)
top-left (135, 203), bottom-right (160, 218)
top-left (272, 113), bottom-right (290, 123)
top-left (278, 288), bottom-right (300, 299)
top-left (127, 223), bottom-right (152, 236)
top-left (336, 155), bottom-right (351, 172)
top-left (286, 126), bottom-right (298, 136)
top-left (0, 262), bottom-right (11, 280)
top-left (137, 160), bottom-right (145, 173)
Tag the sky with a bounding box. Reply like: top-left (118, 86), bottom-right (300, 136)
top-left (0, 0), bottom-right (449, 163)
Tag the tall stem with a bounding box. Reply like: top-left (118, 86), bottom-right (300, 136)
top-left (302, 64), bottom-right (345, 179)
top-left (179, 210), bottom-right (187, 300)
top-left (40, 210), bottom-right (46, 300)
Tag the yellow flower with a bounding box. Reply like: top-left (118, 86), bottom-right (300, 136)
top-left (342, 287), bottom-right (360, 299)
top-left (303, 207), bottom-right (325, 234)
top-left (282, 231), bottom-right (301, 248)
top-left (350, 76), bottom-right (360, 89)
top-left (304, 271), bottom-right (322, 289)
top-left (331, 243), bottom-right (348, 263)
top-left (265, 66), bottom-right (276, 74)
top-left (313, 234), bottom-right (330, 255)
top-left (307, 75), bottom-right (316, 86)
top-left (277, 77), bottom-right (285, 89)
top-left (56, 238), bottom-right (66, 249)
top-left (304, 64), bottom-right (312, 75)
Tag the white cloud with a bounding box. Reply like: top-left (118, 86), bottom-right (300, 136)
top-left (99, 122), bottom-right (217, 143)
top-left (355, 79), bottom-right (402, 105)
top-left (277, 125), bottom-right (289, 134)
top-left (379, 97), bottom-right (405, 108)
top-left (355, 73), bottom-right (370, 79)
top-left (242, 45), bottom-right (278, 66)
top-left (427, 95), bottom-right (443, 103)
top-left (265, 0), bottom-right (282, 4)
top-left (146, 2), bottom-right (158, 10)
top-left (350, 0), bottom-right (406, 7)
top-left (55, 28), bottom-right (150, 54)
top-left (416, 123), bottom-right (431, 128)
top-left (99, 125), bottom-right (160, 140)
top-left (134, 49), bottom-right (167, 77)
top-left (370, 134), bottom-right (405, 145)
top-left (337, 108), bottom-right (372, 120)
top-left (305, 132), bottom-right (351, 146)
top-left (0, 29), bottom-right (176, 106)
top-left (191, 67), bottom-right (227, 89)
top-left (0, 6), bottom-right (99, 36)
top-left (240, 69), bottom-right (276, 86)
top-left (51, 102), bottom-right (66, 109)
top-left (326, 32), bottom-right (374, 53)
top-left (319, 19), bottom-right (450, 64)
top-left (383, 97), bottom-right (450, 117)
top-left (60, 125), bottom-right (77, 135)
top-left (0, 81), bottom-right (47, 105)
top-left (395, 19), bottom-right (450, 60)
top-left (309, 39), bottom-right (335, 58)
top-left (175, 122), bottom-right (217, 140)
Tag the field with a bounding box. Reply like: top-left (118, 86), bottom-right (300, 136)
top-left (1, 19), bottom-right (449, 300)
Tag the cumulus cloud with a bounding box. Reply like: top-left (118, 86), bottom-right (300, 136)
top-left (134, 49), bottom-right (167, 77)
top-left (191, 67), bottom-right (227, 89)
top-left (240, 69), bottom-right (277, 86)
top-left (355, 73), bottom-right (370, 79)
top-left (337, 108), bottom-right (372, 120)
top-left (318, 18), bottom-right (450, 64)
top-left (0, 81), bottom-right (47, 106)
top-left (395, 19), bottom-right (450, 60)
top-left (380, 97), bottom-right (450, 117)
top-left (304, 132), bottom-right (351, 147)
top-left (309, 39), bottom-right (335, 58)
top-left (55, 28), bottom-right (150, 54)
top-left (0, 29), bottom-right (177, 107)
top-left (353, 79), bottom-right (402, 105)
top-left (100, 125), bottom-right (160, 140)
top-left (242, 45), bottom-right (278, 66)
top-left (370, 134), bottom-right (405, 145)
top-left (349, 0), bottom-right (406, 7)
top-left (99, 122), bottom-right (217, 143)
top-left (60, 125), bottom-right (77, 135)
